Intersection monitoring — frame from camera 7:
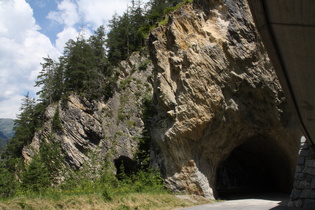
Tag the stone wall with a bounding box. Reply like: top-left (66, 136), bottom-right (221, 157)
top-left (289, 137), bottom-right (315, 208)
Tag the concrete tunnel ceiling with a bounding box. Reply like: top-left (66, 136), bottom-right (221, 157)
top-left (214, 0), bottom-right (315, 198)
top-left (248, 0), bottom-right (315, 145)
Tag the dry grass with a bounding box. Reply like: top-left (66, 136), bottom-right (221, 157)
top-left (0, 193), bottom-right (212, 210)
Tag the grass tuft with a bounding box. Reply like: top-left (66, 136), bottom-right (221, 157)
top-left (0, 193), bottom-right (211, 210)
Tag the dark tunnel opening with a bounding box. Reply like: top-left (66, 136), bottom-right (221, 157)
top-left (114, 156), bottom-right (137, 179)
top-left (216, 135), bottom-right (294, 199)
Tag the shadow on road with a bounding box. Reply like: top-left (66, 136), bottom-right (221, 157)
top-left (182, 192), bottom-right (314, 210)
top-left (221, 192), bottom-right (312, 209)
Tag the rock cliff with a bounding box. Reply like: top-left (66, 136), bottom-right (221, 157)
top-left (22, 0), bottom-right (302, 200)
top-left (148, 0), bottom-right (301, 198)
top-left (23, 52), bottom-right (153, 174)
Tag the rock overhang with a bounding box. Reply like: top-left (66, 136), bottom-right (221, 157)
top-left (149, 0), bottom-right (301, 199)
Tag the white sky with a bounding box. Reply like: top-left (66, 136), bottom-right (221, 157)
top-left (0, 0), bottom-right (148, 119)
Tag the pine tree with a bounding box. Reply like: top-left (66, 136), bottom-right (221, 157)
top-left (107, 13), bottom-right (129, 65)
top-left (35, 57), bottom-right (56, 104)
top-left (38, 139), bottom-right (64, 186)
top-left (0, 94), bottom-right (38, 195)
top-left (107, 3), bottom-right (146, 66)
top-left (88, 26), bottom-right (107, 72)
top-left (86, 26), bottom-right (112, 99)
top-left (21, 153), bottom-right (50, 192)
top-left (145, 0), bottom-right (182, 25)
top-left (51, 58), bottom-right (65, 101)
top-left (129, 0), bottom-right (146, 51)
top-left (20, 137), bottom-right (63, 192)
top-left (145, 0), bottom-right (167, 24)
top-left (4, 93), bottom-right (36, 158)
top-left (0, 161), bottom-right (18, 197)
top-left (63, 36), bottom-right (94, 94)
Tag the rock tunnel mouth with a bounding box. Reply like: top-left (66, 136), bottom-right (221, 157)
top-left (114, 156), bottom-right (137, 179)
top-left (215, 134), bottom-right (294, 200)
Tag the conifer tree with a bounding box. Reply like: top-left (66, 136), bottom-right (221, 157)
top-left (0, 95), bottom-right (37, 195)
top-left (129, 0), bottom-right (146, 50)
top-left (37, 139), bottom-right (63, 186)
top-left (35, 57), bottom-right (56, 104)
top-left (107, 13), bottom-right (129, 65)
top-left (0, 161), bottom-right (18, 197)
top-left (5, 93), bottom-right (36, 158)
top-left (88, 26), bottom-right (107, 72)
top-left (51, 58), bottom-right (65, 101)
top-left (63, 36), bottom-right (94, 94)
top-left (86, 26), bottom-right (112, 99)
top-left (21, 153), bottom-right (50, 192)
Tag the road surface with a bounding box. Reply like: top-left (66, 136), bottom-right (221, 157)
top-left (181, 193), bottom-right (313, 210)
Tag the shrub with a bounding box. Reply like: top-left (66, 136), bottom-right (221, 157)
top-left (52, 106), bottom-right (62, 131)
top-left (102, 187), bottom-right (113, 202)
top-left (21, 154), bottom-right (50, 192)
top-left (138, 59), bottom-right (150, 71)
top-left (0, 164), bottom-right (18, 198)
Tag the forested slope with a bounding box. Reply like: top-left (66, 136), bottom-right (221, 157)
top-left (0, 0), bottom-right (192, 199)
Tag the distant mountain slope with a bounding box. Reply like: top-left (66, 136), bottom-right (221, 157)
top-left (0, 118), bottom-right (14, 150)
top-left (0, 131), bottom-right (6, 151)
top-left (0, 118), bottom-right (14, 138)
top-left (0, 130), bottom-right (6, 139)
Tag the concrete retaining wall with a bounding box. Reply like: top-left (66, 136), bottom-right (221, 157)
top-left (289, 137), bottom-right (315, 208)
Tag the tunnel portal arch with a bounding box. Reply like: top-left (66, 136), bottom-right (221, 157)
top-left (215, 134), bottom-right (295, 199)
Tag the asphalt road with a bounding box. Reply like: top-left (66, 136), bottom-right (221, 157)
top-left (181, 193), bottom-right (313, 210)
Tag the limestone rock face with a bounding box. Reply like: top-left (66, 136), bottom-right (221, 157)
top-left (165, 160), bottom-right (214, 199)
top-left (23, 52), bottom-right (153, 171)
top-left (149, 0), bottom-right (301, 198)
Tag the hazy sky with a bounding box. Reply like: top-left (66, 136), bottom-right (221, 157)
top-left (0, 0), bottom-right (147, 119)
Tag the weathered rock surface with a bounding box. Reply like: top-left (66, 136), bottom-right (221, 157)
top-left (149, 0), bottom-right (301, 198)
top-left (165, 160), bottom-right (214, 198)
top-left (23, 52), bottom-right (153, 172)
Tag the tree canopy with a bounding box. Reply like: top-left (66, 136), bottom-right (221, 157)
top-left (33, 0), bottom-right (187, 105)
top-left (106, 0), bottom-right (184, 64)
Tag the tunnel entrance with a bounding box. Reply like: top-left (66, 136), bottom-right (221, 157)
top-left (114, 156), bottom-right (137, 179)
top-left (216, 135), bottom-right (293, 199)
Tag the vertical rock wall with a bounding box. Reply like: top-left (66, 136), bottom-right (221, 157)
top-left (148, 0), bottom-right (301, 198)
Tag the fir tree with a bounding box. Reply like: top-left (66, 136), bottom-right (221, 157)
top-left (107, 13), bottom-right (129, 65)
top-left (4, 93), bottom-right (36, 158)
top-left (129, 0), bottom-right (146, 51)
top-left (35, 57), bottom-right (57, 104)
top-left (88, 26), bottom-right (107, 72)
top-left (86, 26), bottom-right (112, 99)
top-left (63, 36), bottom-right (94, 93)
top-left (21, 153), bottom-right (50, 192)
